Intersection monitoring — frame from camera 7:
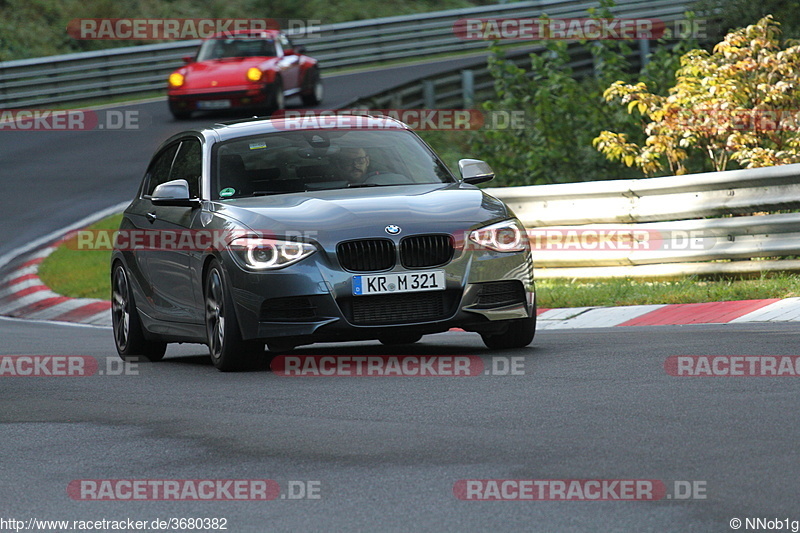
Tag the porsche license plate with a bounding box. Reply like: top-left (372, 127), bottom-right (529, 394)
top-left (353, 271), bottom-right (445, 296)
top-left (197, 100), bottom-right (231, 109)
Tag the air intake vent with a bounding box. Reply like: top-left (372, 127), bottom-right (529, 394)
top-left (337, 239), bottom-right (395, 272)
top-left (350, 292), bottom-right (447, 324)
top-left (400, 234), bottom-right (454, 268)
top-left (473, 281), bottom-right (526, 309)
top-left (260, 296), bottom-right (319, 322)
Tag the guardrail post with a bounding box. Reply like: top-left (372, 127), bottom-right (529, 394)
top-left (461, 69), bottom-right (474, 109)
top-left (639, 39), bottom-right (651, 68)
top-left (423, 80), bottom-right (435, 109)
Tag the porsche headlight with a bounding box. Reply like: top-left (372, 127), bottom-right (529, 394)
top-left (246, 67), bottom-right (263, 82)
top-left (168, 72), bottom-right (185, 87)
top-left (469, 219), bottom-right (528, 252)
top-left (229, 237), bottom-right (316, 270)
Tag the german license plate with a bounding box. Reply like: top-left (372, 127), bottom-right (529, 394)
top-left (353, 270), bottom-right (445, 296)
top-left (197, 99), bottom-right (231, 109)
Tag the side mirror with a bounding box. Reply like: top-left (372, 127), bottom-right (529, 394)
top-left (458, 159), bottom-right (495, 185)
top-left (151, 179), bottom-right (200, 207)
top-left (182, 55), bottom-right (193, 64)
top-left (294, 45), bottom-right (307, 54)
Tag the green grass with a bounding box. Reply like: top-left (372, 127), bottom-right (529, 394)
top-left (37, 213), bottom-right (800, 307)
top-left (38, 214), bottom-right (122, 300)
top-left (536, 275), bottom-right (800, 309)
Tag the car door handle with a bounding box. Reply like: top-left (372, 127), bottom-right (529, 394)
top-left (146, 212), bottom-right (157, 223)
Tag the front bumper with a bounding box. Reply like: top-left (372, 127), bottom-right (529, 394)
top-left (168, 86), bottom-right (268, 112)
top-left (223, 245), bottom-right (535, 345)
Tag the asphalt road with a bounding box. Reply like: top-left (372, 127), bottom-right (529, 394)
top-left (1, 53), bottom-right (799, 532)
top-left (2, 319), bottom-right (798, 531)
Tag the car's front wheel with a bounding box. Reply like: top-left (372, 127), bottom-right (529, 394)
top-left (111, 263), bottom-right (167, 361)
top-left (204, 260), bottom-right (263, 371)
top-left (301, 67), bottom-right (323, 106)
top-left (480, 315), bottom-right (536, 350)
top-left (262, 76), bottom-right (285, 116)
top-left (168, 102), bottom-right (192, 120)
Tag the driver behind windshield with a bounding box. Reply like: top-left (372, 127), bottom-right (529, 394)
top-left (333, 147), bottom-right (373, 183)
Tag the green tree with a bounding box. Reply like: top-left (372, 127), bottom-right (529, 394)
top-left (594, 16), bottom-right (800, 176)
top-left (471, 2), bottom-right (699, 185)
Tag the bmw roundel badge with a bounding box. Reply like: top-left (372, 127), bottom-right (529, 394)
top-left (385, 225), bottom-right (401, 235)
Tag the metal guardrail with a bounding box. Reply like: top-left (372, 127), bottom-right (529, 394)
top-left (341, 0), bottom-right (692, 109)
top-left (0, 0), bottom-right (692, 108)
top-left (487, 164), bottom-right (800, 279)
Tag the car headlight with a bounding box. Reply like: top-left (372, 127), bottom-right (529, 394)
top-left (169, 72), bottom-right (185, 88)
top-left (469, 219), bottom-right (528, 252)
top-left (246, 67), bottom-right (263, 82)
top-left (229, 237), bottom-right (316, 270)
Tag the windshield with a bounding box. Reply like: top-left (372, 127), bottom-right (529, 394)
top-left (196, 38), bottom-right (276, 61)
top-left (211, 129), bottom-right (456, 200)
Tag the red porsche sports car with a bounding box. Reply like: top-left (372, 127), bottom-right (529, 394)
top-left (167, 29), bottom-right (323, 119)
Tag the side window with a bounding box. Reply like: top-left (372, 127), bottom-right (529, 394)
top-left (279, 33), bottom-right (291, 53)
top-left (171, 139), bottom-right (203, 198)
top-left (144, 144), bottom-right (179, 196)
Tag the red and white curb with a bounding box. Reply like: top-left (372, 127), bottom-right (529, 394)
top-left (0, 201), bottom-right (127, 327)
top-left (536, 298), bottom-right (800, 329)
top-left (0, 244), bottom-right (111, 326)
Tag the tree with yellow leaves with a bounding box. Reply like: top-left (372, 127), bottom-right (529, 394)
top-left (594, 16), bottom-right (800, 176)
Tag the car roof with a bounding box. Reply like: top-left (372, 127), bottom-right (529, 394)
top-left (159, 114), bottom-right (413, 148)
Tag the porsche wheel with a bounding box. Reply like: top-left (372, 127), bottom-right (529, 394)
top-left (168, 102), bottom-right (192, 120)
top-left (263, 76), bottom-right (285, 116)
top-left (301, 68), bottom-right (323, 106)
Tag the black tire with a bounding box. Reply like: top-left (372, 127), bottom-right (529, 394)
top-left (379, 333), bottom-right (423, 346)
top-left (480, 315), bottom-right (536, 350)
top-left (301, 68), bottom-right (323, 106)
top-left (168, 103), bottom-right (192, 120)
top-left (204, 260), bottom-right (263, 371)
top-left (263, 76), bottom-right (285, 116)
top-left (111, 263), bottom-right (167, 362)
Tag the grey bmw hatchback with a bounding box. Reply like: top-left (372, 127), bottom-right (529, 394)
top-left (111, 115), bottom-right (536, 371)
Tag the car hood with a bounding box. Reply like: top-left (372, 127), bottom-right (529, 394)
top-left (209, 183), bottom-right (511, 242)
top-left (184, 57), bottom-right (274, 88)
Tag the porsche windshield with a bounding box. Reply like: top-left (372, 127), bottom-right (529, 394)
top-left (211, 129), bottom-right (456, 200)
top-left (196, 38), bottom-right (277, 61)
